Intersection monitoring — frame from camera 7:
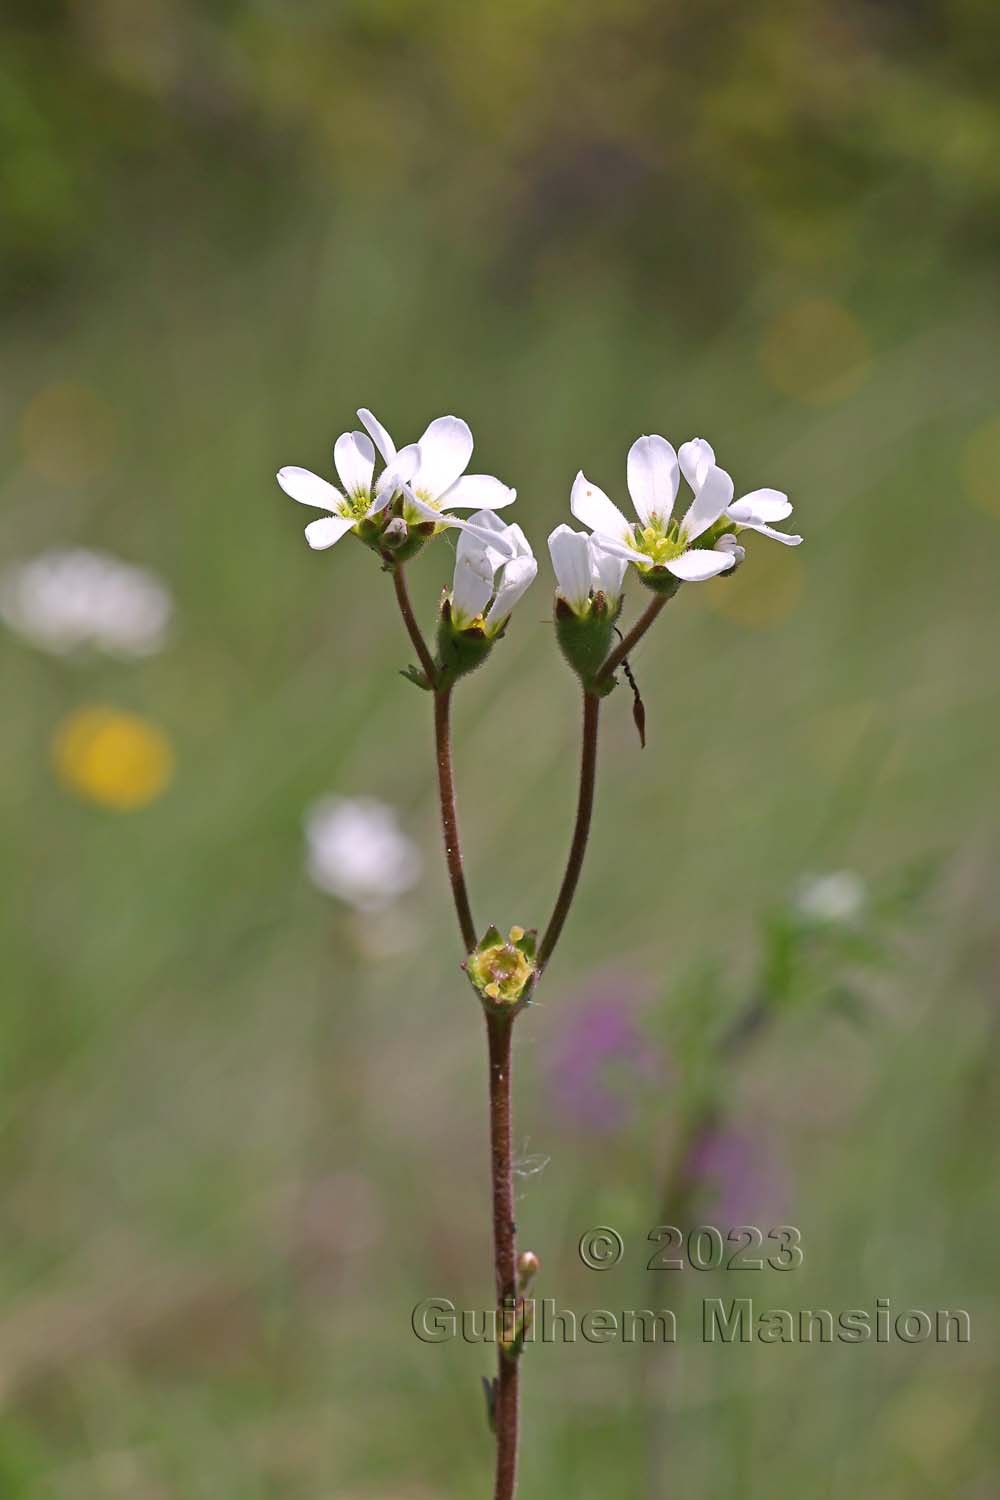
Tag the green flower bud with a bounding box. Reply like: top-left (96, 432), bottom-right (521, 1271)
top-left (435, 597), bottom-right (495, 688)
top-left (554, 593), bottom-right (621, 693)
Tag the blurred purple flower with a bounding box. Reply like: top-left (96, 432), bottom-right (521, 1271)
top-left (547, 971), bottom-right (662, 1134)
top-left (683, 1126), bottom-right (791, 1225)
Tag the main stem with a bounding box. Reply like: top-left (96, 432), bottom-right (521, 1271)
top-left (487, 1013), bottom-right (518, 1500)
top-left (537, 690), bottom-right (601, 971)
top-left (433, 686), bottom-right (478, 954)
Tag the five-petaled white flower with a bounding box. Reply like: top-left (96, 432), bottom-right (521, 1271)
top-left (277, 414), bottom-right (421, 551)
top-left (678, 438), bottom-right (802, 549)
top-left (570, 433), bottom-right (802, 584)
top-left (570, 435), bottom-right (740, 582)
top-left (547, 524), bottom-right (628, 617)
top-left (450, 511), bottom-right (538, 636)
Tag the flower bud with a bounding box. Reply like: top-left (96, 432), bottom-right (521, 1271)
top-left (554, 594), bottom-right (619, 693)
top-left (382, 516), bottom-right (409, 548)
top-left (517, 1251), bottom-right (541, 1289)
top-left (435, 597), bottom-right (495, 688)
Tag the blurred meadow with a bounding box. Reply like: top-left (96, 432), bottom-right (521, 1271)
top-left (1, 1), bottom-right (999, 1495)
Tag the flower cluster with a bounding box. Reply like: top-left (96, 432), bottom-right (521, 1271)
top-left (278, 414), bottom-right (802, 663)
top-left (277, 408), bottom-right (517, 564)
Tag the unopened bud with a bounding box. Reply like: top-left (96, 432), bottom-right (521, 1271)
top-left (518, 1250), bottom-right (540, 1288)
top-left (382, 517), bottom-right (409, 547)
top-left (715, 533), bottom-right (746, 568)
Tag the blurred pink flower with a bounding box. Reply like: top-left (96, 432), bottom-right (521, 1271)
top-left (546, 971), bottom-right (662, 1134)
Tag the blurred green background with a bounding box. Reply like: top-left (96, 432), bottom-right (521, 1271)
top-left (1, 2), bottom-right (998, 1495)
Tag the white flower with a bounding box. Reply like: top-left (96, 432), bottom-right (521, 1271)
top-left (0, 548), bottom-right (172, 657)
top-left (679, 438), bottom-right (802, 548)
top-left (304, 795), bottom-right (422, 912)
top-left (793, 871), bottom-right (866, 925)
top-left (570, 435), bottom-right (739, 582)
top-left (548, 524), bottom-right (627, 617)
top-left (277, 411), bottom-right (421, 551)
top-left (450, 511), bottom-right (537, 635)
top-left (400, 413), bottom-right (517, 550)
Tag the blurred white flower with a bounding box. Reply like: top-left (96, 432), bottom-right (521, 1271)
top-left (304, 795), bottom-right (422, 912)
top-left (449, 510), bottom-right (537, 634)
top-left (793, 871), bottom-right (867, 925)
top-left (0, 548), bottom-right (172, 657)
top-left (548, 524), bottom-right (627, 616)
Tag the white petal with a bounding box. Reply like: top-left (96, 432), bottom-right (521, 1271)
top-left (304, 516), bottom-right (355, 550)
top-left (357, 408), bottom-right (396, 464)
top-left (678, 438), bottom-right (716, 491)
top-left (457, 510), bottom-right (509, 573)
top-left (627, 435), bottom-right (679, 526)
top-left (591, 533), bottom-right (651, 566)
top-left (451, 549), bottom-right (495, 627)
top-left (727, 489), bottom-right (793, 525)
top-left (570, 471), bottom-right (632, 542)
top-left (404, 487), bottom-right (514, 556)
top-left (591, 537), bottom-right (628, 601)
top-left (679, 464), bottom-right (734, 542)
top-left (334, 431), bottom-right (376, 498)
top-left (745, 522), bottom-right (803, 546)
top-left (372, 442), bottom-right (421, 510)
top-left (486, 555), bottom-right (537, 630)
top-left (501, 522), bottom-right (533, 560)
top-left (441, 474), bottom-right (517, 511)
top-left (548, 525), bottom-right (592, 612)
top-left (277, 466), bottom-right (344, 512)
top-left (411, 415), bottom-right (473, 499)
top-left (664, 547), bottom-right (735, 581)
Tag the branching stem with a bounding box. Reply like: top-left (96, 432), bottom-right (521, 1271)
top-left (434, 685), bottom-right (478, 954)
top-left (392, 564), bottom-right (438, 687)
top-left (537, 690), bottom-right (601, 971)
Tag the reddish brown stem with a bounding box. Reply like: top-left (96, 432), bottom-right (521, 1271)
top-left (434, 686), bottom-right (477, 953)
top-left (537, 690), bottom-right (601, 972)
top-left (486, 1011), bottom-right (519, 1500)
top-left (392, 564), bottom-right (438, 687)
top-left (596, 592), bottom-right (667, 686)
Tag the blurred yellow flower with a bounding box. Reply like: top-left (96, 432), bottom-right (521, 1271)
top-left (706, 545), bottom-right (804, 629)
top-left (21, 381), bottom-right (118, 485)
top-left (961, 415), bottom-right (1000, 517)
top-left (759, 297), bottom-right (872, 405)
top-left (52, 706), bottom-right (174, 810)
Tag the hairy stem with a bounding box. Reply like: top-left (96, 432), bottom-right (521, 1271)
top-left (487, 1011), bottom-right (519, 1500)
top-left (434, 686), bottom-right (478, 953)
top-left (392, 564), bottom-right (438, 687)
top-left (596, 592), bottom-right (668, 686)
top-left (537, 690), bottom-right (601, 971)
